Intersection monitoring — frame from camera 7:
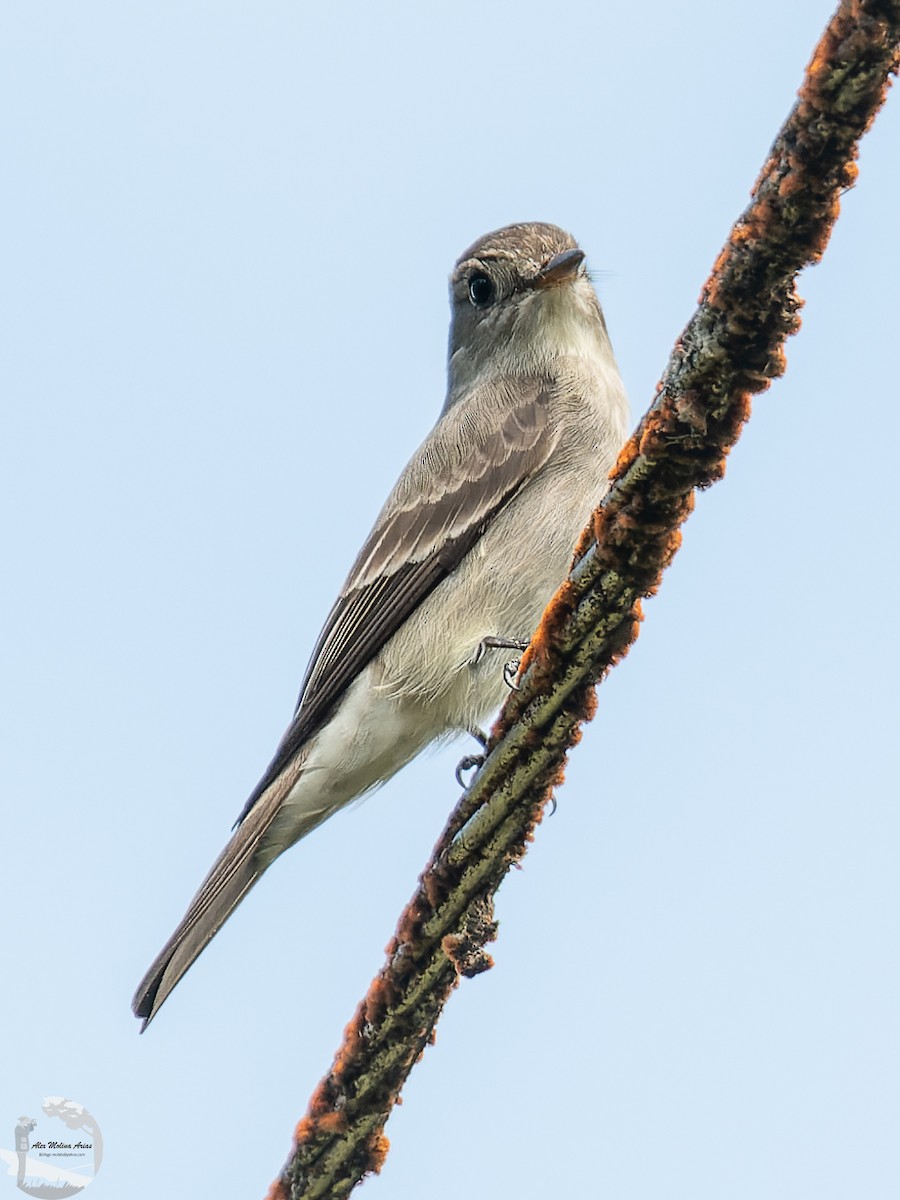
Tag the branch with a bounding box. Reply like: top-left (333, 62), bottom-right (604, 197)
top-left (268, 3), bottom-right (900, 1196)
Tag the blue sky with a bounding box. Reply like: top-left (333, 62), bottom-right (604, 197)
top-left (2, 3), bottom-right (899, 1197)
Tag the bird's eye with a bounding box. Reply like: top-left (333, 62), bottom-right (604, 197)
top-left (468, 272), bottom-right (495, 308)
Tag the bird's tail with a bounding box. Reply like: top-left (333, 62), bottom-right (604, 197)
top-left (131, 826), bottom-right (261, 1029)
top-left (132, 767), bottom-right (315, 1030)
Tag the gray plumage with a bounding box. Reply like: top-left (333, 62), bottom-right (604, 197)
top-left (132, 221), bottom-right (629, 1028)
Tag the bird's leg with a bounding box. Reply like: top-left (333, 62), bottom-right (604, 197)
top-left (455, 726), bottom-right (489, 788)
top-left (471, 635), bottom-right (529, 663)
top-left (457, 640), bottom-right (529, 786)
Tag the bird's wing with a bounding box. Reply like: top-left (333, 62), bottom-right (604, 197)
top-left (234, 376), bottom-right (558, 825)
top-left (132, 377), bottom-right (559, 1028)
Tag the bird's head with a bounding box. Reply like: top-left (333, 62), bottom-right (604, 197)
top-left (446, 221), bottom-right (610, 400)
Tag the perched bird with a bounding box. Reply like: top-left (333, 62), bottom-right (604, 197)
top-left (132, 221), bottom-right (629, 1027)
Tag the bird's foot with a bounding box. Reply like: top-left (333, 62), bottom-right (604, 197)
top-left (455, 753), bottom-right (484, 788)
top-left (455, 726), bottom-right (490, 788)
top-left (503, 658), bottom-right (522, 690)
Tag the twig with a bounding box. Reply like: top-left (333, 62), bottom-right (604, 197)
top-left (268, 3), bottom-right (900, 1196)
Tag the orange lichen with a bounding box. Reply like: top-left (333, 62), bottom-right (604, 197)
top-left (310, 1109), bottom-right (347, 1136)
top-left (366, 1133), bottom-right (390, 1175)
top-left (518, 577), bottom-right (581, 675)
top-left (843, 160), bottom-right (860, 186)
top-left (572, 522), bottom-right (598, 561)
top-left (612, 432), bottom-right (642, 477)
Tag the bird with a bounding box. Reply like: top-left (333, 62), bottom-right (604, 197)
top-left (132, 221), bottom-right (630, 1028)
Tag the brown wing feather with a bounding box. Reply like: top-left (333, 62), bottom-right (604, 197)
top-left (233, 379), bottom-right (557, 826)
top-left (134, 381), bottom-right (558, 1025)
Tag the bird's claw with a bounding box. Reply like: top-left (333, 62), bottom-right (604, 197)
top-left (503, 658), bottom-right (522, 690)
top-left (455, 753), bottom-right (485, 788)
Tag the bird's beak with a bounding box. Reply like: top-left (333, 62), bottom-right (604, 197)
top-left (533, 248), bottom-right (586, 289)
